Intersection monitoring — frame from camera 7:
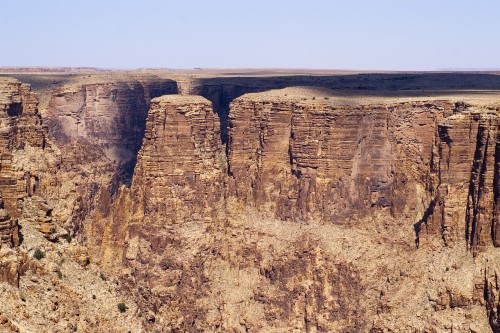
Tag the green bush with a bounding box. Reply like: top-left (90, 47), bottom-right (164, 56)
top-left (33, 248), bottom-right (45, 260)
top-left (57, 270), bottom-right (62, 279)
top-left (100, 273), bottom-right (107, 281)
top-left (118, 303), bottom-right (128, 313)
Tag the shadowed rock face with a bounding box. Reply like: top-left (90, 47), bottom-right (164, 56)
top-left (38, 77), bottom-right (178, 235)
top-left (47, 78), bottom-right (178, 184)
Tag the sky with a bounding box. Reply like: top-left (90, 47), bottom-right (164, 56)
top-left (0, 0), bottom-right (498, 70)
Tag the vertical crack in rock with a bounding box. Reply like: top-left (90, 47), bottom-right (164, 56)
top-left (492, 128), bottom-right (500, 246)
top-left (43, 77), bottom-right (177, 232)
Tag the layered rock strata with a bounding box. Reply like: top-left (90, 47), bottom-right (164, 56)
top-left (42, 77), bottom-right (177, 234)
top-left (3, 72), bottom-right (500, 332)
top-left (92, 87), bottom-right (500, 332)
top-left (226, 90), bottom-right (500, 253)
top-left (47, 77), bottom-right (178, 182)
top-left (0, 77), bottom-right (52, 287)
top-left (91, 94), bottom-right (222, 271)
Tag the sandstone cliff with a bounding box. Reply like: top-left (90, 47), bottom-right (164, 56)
top-left (225, 89), bottom-right (500, 253)
top-left (3, 72), bottom-right (500, 332)
top-left (87, 85), bottom-right (500, 332)
top-left (0, 77), bottom-right (51, 287)
top-left (0, 77), bottom-right (145, 332)
top-left (41, 76), bottom-right (177, 234)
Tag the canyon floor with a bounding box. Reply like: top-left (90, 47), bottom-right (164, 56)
top-left (1, 69), bottom-right (500, 332)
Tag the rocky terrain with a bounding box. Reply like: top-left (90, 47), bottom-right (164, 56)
top-left (1, 70), bottom-right (500, 332)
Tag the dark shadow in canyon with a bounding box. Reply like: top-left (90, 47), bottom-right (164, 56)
top-left (189, 72), bottom-right (500, 144)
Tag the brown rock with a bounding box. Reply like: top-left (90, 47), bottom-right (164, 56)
top-left (0, 249), bottom-right (20, 287)
top-left (37, 222), bottom-right (53, 234)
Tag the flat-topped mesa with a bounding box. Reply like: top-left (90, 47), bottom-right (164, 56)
top-left (227, 88), bottom-right (452, 222)
top-left (226, 87), bottom-right (500, 250)
top-left (132, 94), bottom-right (222, 222)
top-left (89, 94), bottom-right (223, 329)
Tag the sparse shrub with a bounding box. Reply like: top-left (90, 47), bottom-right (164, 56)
top-left (312, 96), bottom-right (316, 100)
top-left (33, 248), bottom-right (45, 260)
top-left (301, 97), bottom-right (307, 101)
top-left (100, 273), bottom-right (107, 281)
top-left (92, 294), bottom-right (96, 300)
top-left (72, 324), bottom-right (77, 331)
top-left (118, 303), bottom-right (128, 313)
top-left (65, 234), bottom-right (72, 243)
top-left (324, 97), bottom-right (329, 100)
top-left (57, 270), bottom-right (62, 279)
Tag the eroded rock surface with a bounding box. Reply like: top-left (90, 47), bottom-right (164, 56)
top-left (40, 76), bottom-right (178, 235)
top-left (86, 85), bottom-right (500, 332)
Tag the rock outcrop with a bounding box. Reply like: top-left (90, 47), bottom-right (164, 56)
top-left (226, 90), bottom-right (451, 225)
top-left (225, 89), bottom-right (500, 254)
top-left (47, 76), bottom-right (178, 182)
top-left (88, 94), bottom-right (224, 331)
top-left (90, 94), bottom-right (222, 266)
top-left (85, 86), bottom-right (493, 331)
top-left (0, 77), bottom-right (52, 287)
top-left (41, 76), bottom-right (177, 234)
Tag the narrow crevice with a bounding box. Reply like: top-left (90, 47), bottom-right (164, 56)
top-left (414, 198), bottom-right (436, 248)
top-left (466, 124), bottom-right (489, 253)
top-left (492, 128), bottom-right (500, 246)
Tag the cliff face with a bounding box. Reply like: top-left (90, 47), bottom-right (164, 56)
top-left (429, 110), bottom-right (500, 253)
top-left (4, 72), bottom-right (500, 332)
top-left (0, 78), bottom-right (50, 246)
top-left (227, 94), bottom-right (449, 223)
top-left (42, 77), bottom-right (177, 234)
top-left (88, 95), bottom-right (225, 331)
top-left (225, 91), bottom-right (500, 254)
top-left (47, 77), bottom-right (178, 181)
top-left (0, 77), bottom-right (146, 333)
top-left (0, 77), bottom-right (52, 289)
top-left (0, 78), bottom-right (47, 218)
top-left (85, 86), bottom-right (500, 332)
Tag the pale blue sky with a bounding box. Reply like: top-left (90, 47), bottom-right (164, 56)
top-left (0, 0), bottom-right (498, 70)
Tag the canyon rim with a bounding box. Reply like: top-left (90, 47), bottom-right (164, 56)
top-left (0, 69), bottom-right (499, 332)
